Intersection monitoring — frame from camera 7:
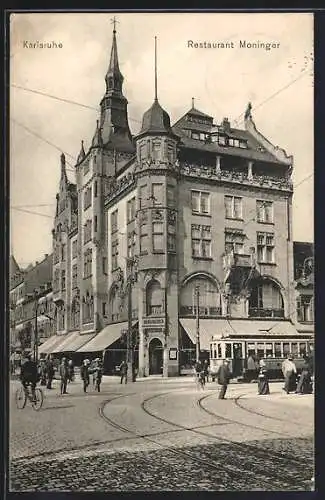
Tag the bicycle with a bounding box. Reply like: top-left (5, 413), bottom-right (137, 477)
top-left (195, 371), bottom-right (206, 390)
top-left (15, 382), bottom-right (44, 411)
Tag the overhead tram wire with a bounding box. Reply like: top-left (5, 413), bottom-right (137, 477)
top-left (10, 207), bottom-right (53, 219)
top-left (11, 83), bottom-right (143, 126)
top-left (232, 67), bottom-right (311, 127)
top-left (10, 118), bottom-right (77, 172)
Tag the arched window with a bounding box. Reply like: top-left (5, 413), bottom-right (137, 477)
top-left (146, 279), bottom-right (162, 316)
top-left (249, 278), bottom-right (284, 318)
top-left (180, 275), bottom-right (221, 317)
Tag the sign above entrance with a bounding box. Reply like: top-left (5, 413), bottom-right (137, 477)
top-left (143, 317), bottom-right (165, 327)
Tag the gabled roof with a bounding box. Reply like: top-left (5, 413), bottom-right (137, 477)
top-left (172, 107), bottom-right (290, 166)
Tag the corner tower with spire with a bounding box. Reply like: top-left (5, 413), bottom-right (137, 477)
top-left (134, 36), bottom-right (180, 378)
top-left (99, 21), bottom-right (134, 154)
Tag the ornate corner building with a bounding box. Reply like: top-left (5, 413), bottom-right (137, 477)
top-left (38, 26), bottom-right (308, 377)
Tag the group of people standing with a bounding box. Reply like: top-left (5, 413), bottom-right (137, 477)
top-left (79, 358), bottom-right (103, 393)
top-left (196, 353), bottom-right (314, 400)
top-left (256, 353), bottom-right (314, 396)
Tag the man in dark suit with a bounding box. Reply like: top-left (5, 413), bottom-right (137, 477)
top-left (217, 359), bottom-right (232, 399)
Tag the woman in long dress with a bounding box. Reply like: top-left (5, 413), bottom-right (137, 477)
top-left (257, 359), bottom-right (270, 395)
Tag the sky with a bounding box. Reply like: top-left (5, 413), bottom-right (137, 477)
top-left (10, 12), bottom-right (314, 268)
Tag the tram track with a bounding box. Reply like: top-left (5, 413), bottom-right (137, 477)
top-left (233, 393), bottom-right (314, 425)
top-left (12, 387), bottom-right (313, 490)
top-left (98, 389), bottom-right (311, 490)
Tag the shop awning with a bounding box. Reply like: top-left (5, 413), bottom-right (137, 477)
top-left (52, 331), bottom-right (96, 353)
top-left (179, 318), bottom-right (301, 350)
top-left (38, 334), bottom-right (67, 354)
top-left (227, 319), bottom-right (300, 337)
top-left (78, 321), bottom-right (135, 353)
top-left (180, 319), bottom-right (232, 349)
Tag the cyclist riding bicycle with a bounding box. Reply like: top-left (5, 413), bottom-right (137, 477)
top-left (194, 360), bottom-right (205, 387)
top-left (20, 353), bottom-right (39, 402)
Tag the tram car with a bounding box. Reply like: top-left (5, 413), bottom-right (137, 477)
top-left (209, 334), bottom-right (314, 381)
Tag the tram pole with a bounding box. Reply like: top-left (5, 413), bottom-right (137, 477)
top-left (195, 285), bottom-right (200, 363)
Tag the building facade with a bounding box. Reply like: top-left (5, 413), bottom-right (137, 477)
top-left (293, 241), bottom-right (314, 336)
top-left (37, 26), bottom-right (307, 376)
top-left (9, 254), bottom-right (53, 358)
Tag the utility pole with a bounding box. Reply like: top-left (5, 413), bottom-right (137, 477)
top-left (126, 257), bottom-right (136, 383)
top-left (195, 285), bottom-right (200, 363)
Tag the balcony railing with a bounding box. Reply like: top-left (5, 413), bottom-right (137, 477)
top-left (147, 305), bottom-right (163, 316)
top-left (180, 305), bottom-right (222, 317)
top-left (180, 163), bottom-right (293, 191)
top-left (249, 308), bottom-right (284, 318)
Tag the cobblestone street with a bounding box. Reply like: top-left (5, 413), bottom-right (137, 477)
top-left (9, 377), bottom-right (314, 491)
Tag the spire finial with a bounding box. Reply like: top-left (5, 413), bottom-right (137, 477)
top-left (154, 36), bottom-right (158, 102)
top-left (192, 97), bottom-right (195, 109)
top-left (110, 16), bottom-right (119, 34)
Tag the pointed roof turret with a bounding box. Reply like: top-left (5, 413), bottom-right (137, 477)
top-left (99, 20), bottom-right (134, 154)
top-left (91, 120), bottom-right (103, 148)
top-left (60, 153), bottom-right (67, 182)
top-left (77, 140), bottom-right (86, 164)
top-left (136, 36), bottom-right (176, 139)
top-left (105, 18), bottom-right (124, 95)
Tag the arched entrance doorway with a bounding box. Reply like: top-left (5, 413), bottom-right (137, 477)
top-left (149, 338), bottom-right (163, 375)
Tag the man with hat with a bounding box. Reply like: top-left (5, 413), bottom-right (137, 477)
top-left (216, 359), bottom-right (232, 399)
top-left (59, 357), bottom-right (69, 395)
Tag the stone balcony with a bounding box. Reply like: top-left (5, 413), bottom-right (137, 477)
top-left (180, 163), bottom-right (293, 192)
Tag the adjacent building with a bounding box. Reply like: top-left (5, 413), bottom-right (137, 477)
top-left (9, 254), bottom-right (53, 361)
top-left (26, 26), bottom-right (312, 376)
top-left (293, 241), bottom-right (314, 336)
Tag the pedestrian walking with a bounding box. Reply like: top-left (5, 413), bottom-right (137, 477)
top-left (39, 359), bottom-right (47, 386)
top-left (94, 359), bottom-right (103, 392)
top-left (257, 359), bottom-right (270, 395)
top-left (119, 360), bottom-right (128, 384)
top-left (59, 357), bottom-right (69, 395)
top-left (46, 355), bottom-right (55, 389)
top-left (282, 355), bottom-right (297, 394)
top-left (68, 359), bottom-right (75, 383)
top-left (203, 359), bottom-right (209, 383)
top-left (246, 354), bottom-right (257, 383)
top-left (217, 359), bottom-right (232, 399)
top-left (296, 355), bottom-right (313, 394)
top-left (80, 359), bottom-right (90, 393)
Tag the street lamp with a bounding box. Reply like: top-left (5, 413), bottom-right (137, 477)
top-left (195, 285), bottom-right (200, 363)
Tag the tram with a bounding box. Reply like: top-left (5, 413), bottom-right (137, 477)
top-left (209, 334), bottom-right (314, 380)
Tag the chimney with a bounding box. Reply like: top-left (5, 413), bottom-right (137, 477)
top-left (221, 117), bottom-right (231, 133)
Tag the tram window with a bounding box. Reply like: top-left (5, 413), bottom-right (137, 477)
top-left (291, 343), bottom-right (298, 356)
top-left (218, 344), bottom-right (222, 358)
top-left (257, 343), bottom-right (265, 359)
top-left (234, 344), bottom-right (243, 357)
top-left (275, 343), bottom-right (282, 357)
top-left (283, 343), bottom-right (290, 356)
top-left (265, 343), bottom-right (273, 357)
top-left (225, 343), bottom-right (232, 358)
top-left (247, 344), bottom-right (256, 356)
top-left (299, 343), bottom-right (307, 356)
